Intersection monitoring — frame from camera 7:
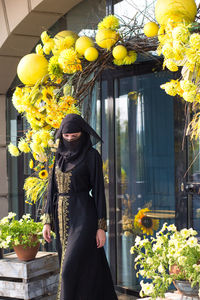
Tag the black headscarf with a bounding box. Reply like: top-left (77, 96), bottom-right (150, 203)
top-left (55, 113), bottom-right (102, 172)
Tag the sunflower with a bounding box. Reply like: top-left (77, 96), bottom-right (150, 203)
top-left (134, 208), bottom-right (159, 235)
top-left (38, 169), bottom-right (48, 179)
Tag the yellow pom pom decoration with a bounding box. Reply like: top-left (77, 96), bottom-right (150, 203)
top-left (75, 36), bottom-right (94, 56)
top-left (144, 22), bottom-right (159, 37)
top-left (96, 29), bottom-right (119, 50)
top-left (17, 54), bottom-right (48, 85)
top-left (112, 45), bottom-right (127, 60)
top-left (84, 47), bottom-right (99, 61)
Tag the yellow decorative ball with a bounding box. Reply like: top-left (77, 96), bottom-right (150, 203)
top-left (96, 29), bottom-right (119, 50)
top-left (155, 0), bottom-right (197, 26)
top-left (84, 47), bottom-right (99, 61)
top-left (112, 45), bottom-right (127, 60)
top-left (54, 30), bottom-right (79, 42)
top-left (75, 36), bottom-right (94, 56)
top-left (17, 54), bottom-right (48, 85)
top-left (144, 22), bottom-right (159, 37)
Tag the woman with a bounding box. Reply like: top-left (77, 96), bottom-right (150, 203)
top-left (42, 113), bottom-right (118, 300)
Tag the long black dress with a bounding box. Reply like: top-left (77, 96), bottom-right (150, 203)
top-left (43, 147), bottom-right (118, 300)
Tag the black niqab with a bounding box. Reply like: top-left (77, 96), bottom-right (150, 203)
top-left (55, 113), bottom-right (102, 172)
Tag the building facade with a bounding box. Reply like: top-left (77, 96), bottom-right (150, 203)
top-left (1, 0), bottom-right (200, 295)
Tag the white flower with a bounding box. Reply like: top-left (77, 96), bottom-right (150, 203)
top-left (140, 281), bottom-right (155, 296)
top-left (158, 264), bottom-right (165, 273)
top-left (146, 257), bottom-right (153, 265)
top-left (6, 236), bottom-right (11, 243)
top-left (135, 236), bottom-right (141, 246)
top-left (177, 256), bottom-right (186, 265)
top-left (0, 217), bottom-right (9, 225)
top-left (167, 224), bottom-right (177, 232)
top-left (187, 237), bottom-right (198, 247)
top-left (22, 214), bottom-right (31, 220)
top-left (7, 212), bottom-right (16, 219)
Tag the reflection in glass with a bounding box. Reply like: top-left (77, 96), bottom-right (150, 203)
top-left (115, 73), bottom-right (175, 290)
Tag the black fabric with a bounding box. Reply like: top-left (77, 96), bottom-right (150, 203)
top-left (56, 132), bottom-right (92, 172)
top-left (55, 113), bottom-right (103, 145)
top-left (44, 148), bottom-right (118, 300)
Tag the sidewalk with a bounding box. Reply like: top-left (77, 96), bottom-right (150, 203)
top-left (117, 292), bottom-right (138, 300)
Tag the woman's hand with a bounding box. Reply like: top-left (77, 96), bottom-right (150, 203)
top-left (43, 224), bottom-right (52, 243)
top-left (96, 229), bottom-right (106, 248)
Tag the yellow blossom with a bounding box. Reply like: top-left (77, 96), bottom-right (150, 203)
top-left (172, 24), bottom-right (190, 43)
top-left (182, 91), bottom-right (196, 102)
top-left (123, 51), bottom-right (137, 65)
top-left (18, 139), bottom-right (31, 153)
top-left (98, 15), bottom-right (119, 30)
top-left (29, 159), bottom-right (34, 169)
top-left (35, 44), bottom-right (43, 55)
top-left (58, 48), bottom-right (82, 74)
top-left (180, 79), bottom-right (196, 92)
top-left (8, 143), bottom-right (20, 157)
top-left (113, 58), bottom-right (124, 66)
top-left (41, 31), bottom-right (51, 44)
top-left (39, 169), bottom-right (48, 179)
top-left (164, 59), bottom-right (178, 72)
top-left (162, 43), bottom-right (174, 59)
top-left (43, 39), bottom-right (55, 55)
top-left (160, 80), bottom-right (181, 97)
top-left (189, 33), bottom-right (200, 49)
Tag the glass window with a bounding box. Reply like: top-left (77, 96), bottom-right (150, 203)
top-left (114, 72), bottom-right (175, 290)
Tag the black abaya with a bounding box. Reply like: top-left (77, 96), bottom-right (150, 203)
top-left (43, 147), bottom-right (118, 300)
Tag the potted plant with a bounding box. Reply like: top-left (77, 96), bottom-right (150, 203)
top-left (131, 223), bottom-right (200, 299)
top-left (0, 212), bottom-right (46, 261)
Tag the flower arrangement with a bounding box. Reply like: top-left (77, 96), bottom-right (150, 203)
top-left (0, 212), bottom-right (49, 249)
top-left (131, 223), bottom-right (200, 299)
top-left (122, 208), bottom-right (159, 236)
top-left (7, 0), bottom-right (200, 215)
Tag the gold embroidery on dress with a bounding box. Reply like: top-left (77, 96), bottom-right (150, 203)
top-left (55, 166), bottom-right (72, 300)
top-left (98, 218), bottom-right (107, 231)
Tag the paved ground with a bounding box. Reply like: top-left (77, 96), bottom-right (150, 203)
top-left (116, 292), bottom-right (138, 300)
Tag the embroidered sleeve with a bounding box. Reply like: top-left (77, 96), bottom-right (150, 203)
top-left (98, 218), bottom-right (107, 231)
top-left (41, 213), bottom-right (51, 225)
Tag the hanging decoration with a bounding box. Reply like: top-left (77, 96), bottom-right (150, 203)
top-left (7, 0), bottom-right (200, 214)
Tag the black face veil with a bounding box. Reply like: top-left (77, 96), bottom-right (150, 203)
top-left (55, 113), bottom-right (102, 172)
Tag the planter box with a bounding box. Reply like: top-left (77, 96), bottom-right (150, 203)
top-left (0, 251), bottom-right (59, 300)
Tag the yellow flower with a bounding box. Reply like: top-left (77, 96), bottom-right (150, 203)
top-left (98, 15), bottom-right (119, 30)
top-left (58, 48), bottom-right (82, 74)
top-left (48, 56), bottom-right (63, 80)
top-left (113, 58), bottom-right (124, 66)
top-left (24, 176), bottom-right (48, 203)
top-left (29, 159), bottom-right (34, 169)
top-left (134, 208), bottom-right (159, 235)
top-left (161, 79), bottom-right (181, 96)
top-left (41, 31), bottom-right (51, 44)
top-left (180, 79), bottom-right (196, 92)
top-left (164, 59), bottom-right (178, 72)
top-left (172, 24), bottom-right (190, 43)
top-left (182, 91), bottom-right (196, 102)
top-left (8, 143), bottom-right (20, 157)
top-left (162, 43), bottom-right (174, 59)
top-left (43, 39), bottom-right (55, 55)
top-left (123, 51), bottom-right (137, 65)
top-left (18, 139), bottom-right (31, 153)
top-left (39, 169), bottom-right (48, 179)
top-left (30, 141), bottom-right (43, 154)
top-left (53, 36), bottom-right (75, 55)
top-left (35, 44), bottom-right (43, 55)
top-left (40, 130), bottom-right (52, 147)
top-left (189, 33), bottom-right (200, 49)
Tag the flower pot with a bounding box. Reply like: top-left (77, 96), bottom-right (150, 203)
top-left (173, 280), bottom-right (199, 297)
top-left (13, 235), bottom-right (40, 261)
